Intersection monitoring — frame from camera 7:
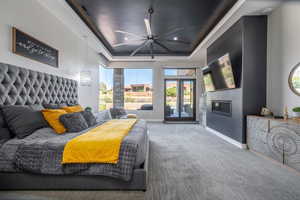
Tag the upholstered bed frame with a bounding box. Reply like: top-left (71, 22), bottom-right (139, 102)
top-left (0, 62), bottom-right (149, 190)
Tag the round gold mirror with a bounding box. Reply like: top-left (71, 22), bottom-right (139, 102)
top-left (289, 63), bottom-right (300, 96)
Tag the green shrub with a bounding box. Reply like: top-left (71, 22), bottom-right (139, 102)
top-left (292, 107), bottom-right (300, 112)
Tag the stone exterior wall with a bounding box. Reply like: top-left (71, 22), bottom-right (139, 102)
top-left (113, 68), bottom-right (124, 108)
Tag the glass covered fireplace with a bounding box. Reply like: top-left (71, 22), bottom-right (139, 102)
top-left (211, 100), bottom-right (232, 117)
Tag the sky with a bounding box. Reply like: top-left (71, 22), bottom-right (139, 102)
top-left (99, 67), bottom-right (153, 89)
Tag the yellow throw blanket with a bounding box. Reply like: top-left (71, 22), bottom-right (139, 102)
top-left (62, 119), bottom-right (137, 164)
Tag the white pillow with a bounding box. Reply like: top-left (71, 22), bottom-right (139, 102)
top-left (95, 110), bottom-right (112, 122)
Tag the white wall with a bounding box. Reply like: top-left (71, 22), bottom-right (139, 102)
top-left (267, 1), bottom-right (300, 116)
top-left (0, 0), bottom-right (102, 111)
top-left (109, 61), bottom-right (204, 121)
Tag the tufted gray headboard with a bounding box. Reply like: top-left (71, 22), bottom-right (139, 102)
top-left (0, 62), bottom-right (78, 106)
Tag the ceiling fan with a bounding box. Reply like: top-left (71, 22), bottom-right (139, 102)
top-left (113, 7), bottom-right (190, 59)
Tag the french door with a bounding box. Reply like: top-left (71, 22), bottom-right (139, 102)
top-left (164, 79), bottom-right (196, 121)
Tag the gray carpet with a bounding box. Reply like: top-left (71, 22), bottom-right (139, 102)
top-left (1, 123), bottom-right (300, 200)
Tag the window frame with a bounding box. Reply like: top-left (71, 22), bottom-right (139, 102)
top-left (99, 66), bottom-right (114, 111)
top-left (164, 68), bottom-right (197, 79)
top-left (123, 68), bottom-right (154, 111)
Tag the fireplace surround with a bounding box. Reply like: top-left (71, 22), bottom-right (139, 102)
top-left (206, 16), bottom-right (267, 145)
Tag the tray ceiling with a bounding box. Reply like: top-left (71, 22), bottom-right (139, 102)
top-left (66, 0), bottom-right (238, 57)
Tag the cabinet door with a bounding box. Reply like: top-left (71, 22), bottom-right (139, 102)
top-left (270, 122), bottom-right (300, 171)
top-left (247, 117), bottom-right (271, 156)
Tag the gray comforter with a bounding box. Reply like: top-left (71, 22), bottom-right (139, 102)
top-left (0, 120), bottom-right (148, 181)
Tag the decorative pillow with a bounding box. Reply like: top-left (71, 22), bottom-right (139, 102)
top-left (80, 110), bottom-right (97, 127)
top-left (59, 103), bottom-right (68, 108)
top-left (67, 103), bottom-right (77, 106)
top-left (0, 111), bottom-right (7, 128)
top-left (43, 103), bottom-right (67, 109)
top-left (1, 106), bottom-right (49, 139)
top-left (59, 112), bottom-right (88, 132)
top-left (127, 114), bottom-right (137, 119)
top-left (95, 110), bottom-right (112, 123)
top-left (110, 108), bottom-right (127, 119)
top-left (42, 109), bottom-right (68, 134)
top-left (0, 128), bottom-right (11, 144)
top-left (0, 109), bottom-right (11, 140)
top-left (43, 103), bottom-right (60, 109)
top-left (29, 104), bottom-right (45, 111)
top-left (62, 105), bottom-right (84, 113)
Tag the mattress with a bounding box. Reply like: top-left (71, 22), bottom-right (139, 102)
top-left (0, 120), bottom-right (148, 181)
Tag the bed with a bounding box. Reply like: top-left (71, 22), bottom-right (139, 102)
top-left (0, 63), bottom-right (149, 190)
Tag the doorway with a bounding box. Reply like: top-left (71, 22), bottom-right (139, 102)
top-left (164, 79), bottom-right (196, 121)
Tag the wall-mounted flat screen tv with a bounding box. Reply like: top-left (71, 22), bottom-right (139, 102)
top-left (203, 73), bottom-right (215, 92)
top-left (202, 54), bottom-right (237, 92)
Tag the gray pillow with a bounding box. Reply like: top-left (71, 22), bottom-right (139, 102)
top-left (59, 103), bottom-right (68, 108)
top-left (0, 128), bottom-right (11, 144)
top-left (0, 111), bottom-right (6, 128)
top-left (80, 110), bottom-right (97, 127)
top-left (43, 103), bottom-right (67, 109)
top-left (59, 112), bottom-right (88, 133)
top-left (67, 103), bottom-right (77, 106)
top-left (1, 105), bottom-right (49, 139)
top-left (43, 103), bottom-right (59, 109)
top-left (29, 104), bottom-right (45, 111)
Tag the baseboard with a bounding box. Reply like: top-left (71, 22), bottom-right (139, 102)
top-left (206, 127), bottom-right (247, 149)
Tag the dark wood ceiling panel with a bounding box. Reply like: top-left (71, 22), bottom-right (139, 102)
top-left (66, 0), bottom-right (238, 56)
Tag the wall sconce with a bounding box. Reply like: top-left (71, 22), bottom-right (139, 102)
top-left (80, 71), bottom-right (92, 86)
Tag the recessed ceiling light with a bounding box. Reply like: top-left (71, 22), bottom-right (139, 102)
top-left (124, 37), bottom-right (128, 41)
top-left (173, 36), bottom-right (178, 41)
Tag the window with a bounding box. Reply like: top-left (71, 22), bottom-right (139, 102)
top-left (99, 66), bottom-right (113, 111)
top-left (164, 68), bottom-right (196, 77)
top-left (124, 69), bottom-right (153, 110)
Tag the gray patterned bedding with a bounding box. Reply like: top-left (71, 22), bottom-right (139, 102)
top-left (0, 120), bottom-right (148, 181)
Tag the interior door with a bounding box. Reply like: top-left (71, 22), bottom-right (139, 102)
top-left (164, 79), bottom-right (196, 121)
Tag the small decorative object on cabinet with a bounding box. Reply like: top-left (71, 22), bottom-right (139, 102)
top-left (260, 107), bottom-right (273, 117)
top-left (247, 116), bottom-right (300, 173)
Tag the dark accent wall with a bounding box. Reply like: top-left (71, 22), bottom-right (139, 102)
top-left (206, 16), bottom-right (267, 144)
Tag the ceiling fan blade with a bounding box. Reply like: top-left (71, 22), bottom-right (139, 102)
top-left (154, 40), bottom-right (172, 52)
top-left (115, 30), bottom-right (144, 39)
top-left (157, 39), bottom-right (191, 45)
top-left (158, 27), bottom-right (184, 39)
top-left (130, 40), bottom-right (149, 56)
top-left (144, 18), bottom-right (152, 37)
top-left (113, 39), bottom-right (145, 47)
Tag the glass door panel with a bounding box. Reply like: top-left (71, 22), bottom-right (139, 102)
top-left (181, 80), bottom-right (194, 118)
top-left (164, 79), bottom-right (196, 121)
top-left (165, 80), bottom-right (179, 119)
